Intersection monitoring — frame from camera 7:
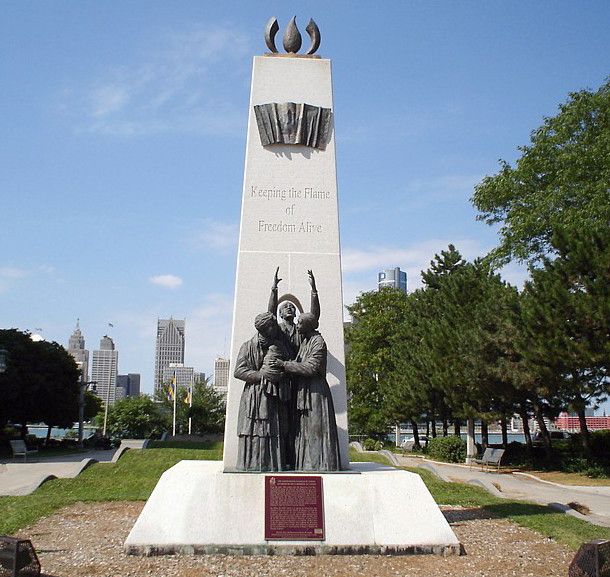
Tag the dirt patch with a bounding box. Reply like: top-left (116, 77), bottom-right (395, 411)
top-left (568, 501), bottom-right (591, 515)
top-left (16, 501), bottom-right (573, 577)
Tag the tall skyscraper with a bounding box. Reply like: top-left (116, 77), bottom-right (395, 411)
top-left (161, 364), bottom-right (195, 396)
top-left (91, 335), bottom-right (119, 406)
top-left (67, 319), bottom-right (89, 383)
top-left (154, 318), bottom-right (185, 393)
top-left (116, 373), bottom-right (141, 398)
top-left (213, 357), bottom-right (230, 398)
top-left (378, 267), bottom-right (408, 293)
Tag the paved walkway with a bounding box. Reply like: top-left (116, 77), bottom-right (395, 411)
top-left (395, 454), bottom-right (610, 527)
top-left (0, 440), bottom-right (148, 496)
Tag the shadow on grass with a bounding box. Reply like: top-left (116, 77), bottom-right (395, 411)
top-left (483, 502), bottom-right (555, 518)
top-left (146, 440), bottom-right (223, 450)
top-left (442, 507), bottom-right (495, 523)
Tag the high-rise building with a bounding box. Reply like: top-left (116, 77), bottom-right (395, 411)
top-left (154, 318), bottom-right (185, 393)
top-left (162, 364), bottom-right (195, 392)
top-left (67, 319), bottom-right (89, 383)
top-left (213, 357), bottom-right (230, 398)
top-left (378, 267), bottom-right (407, 293)
top-left (116, 373), bottom-right (141, 398)
top-left (91, 335), bottom-right (119, 406)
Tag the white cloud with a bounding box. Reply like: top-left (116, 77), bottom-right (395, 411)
top-left (0, 267), bottom-right (28, 279)
top-left (186, 218), bottom-right (238, 252)
top-left (185, 293), bottom-right (234, 377)
top-left (0, 265), bottom-right (55, 294)
top-left (150, 274), bottom-right (183, 289)
top-left (401, 174), bottom-right (482, 210)
top-left (90, 84), bottom-right (129, 117)
top-left (341, 238), bottom-right (491, 300)
top-left (67, 22), bottom-right (251, 136)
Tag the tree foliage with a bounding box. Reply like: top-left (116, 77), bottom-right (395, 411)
top-left (100, 395), bottom-right (167, 439)
top-left (347, 80), bottom-right (610, 452)
top-left (520, 227), bottom-right (610, 449)
top-left (154, 377), bottom-right (225, 436)
top-left (0, 329), bottom-right (81, 436)
top-left (345, 288), bottom-right (410, 438)
top-left (472, 78), bottom-right (610, 265)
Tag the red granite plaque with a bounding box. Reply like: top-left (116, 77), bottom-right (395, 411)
top-left (265, 476), bottom-right (324, 540)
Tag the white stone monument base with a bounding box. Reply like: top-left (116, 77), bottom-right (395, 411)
top-left (124, 460), bottom-right (461, 556)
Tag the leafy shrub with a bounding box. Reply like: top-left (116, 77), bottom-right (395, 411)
top-left (363, 438), bottom-right (383, 451)
top-left (502, 441), bottom-right (531, 466)
top-left (590, 429), bottom-right (610, 462)
top-left (426, 436), bottom-right (467, 463)
top-left (563, 456), bottom-right (590, 473)
top-left (584, 464), bottom-right (610, 478)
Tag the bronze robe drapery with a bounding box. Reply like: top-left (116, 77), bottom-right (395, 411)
top-left (284, 331), bottom-right (341, 471)
top-left (235, 335), bottom-right (290, 471)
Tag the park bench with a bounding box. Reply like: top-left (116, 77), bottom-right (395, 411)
top-left (471, 447), bottom-right (505, 471)
top-left (9, 440), bottom-right (38, 462)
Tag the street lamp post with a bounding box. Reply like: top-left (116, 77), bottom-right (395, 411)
top-left (78, 380), bottom-right (97, 449)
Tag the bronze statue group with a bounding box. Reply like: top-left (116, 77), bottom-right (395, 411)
top-left (234, 268), bottom-right (341, 472)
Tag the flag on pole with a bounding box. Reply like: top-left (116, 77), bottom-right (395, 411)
top-left (184, 386), bottom-right (192, 405)
top-left (166, 377), bottom-right (176, 401)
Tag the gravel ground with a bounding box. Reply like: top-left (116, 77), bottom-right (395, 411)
top-left (16, 501), bottom-right (573, 577)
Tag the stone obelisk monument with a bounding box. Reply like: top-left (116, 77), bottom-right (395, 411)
top-left (223, 17), bottom-right (348, 471)
top-left (125, 19), bottom-right (460, 555)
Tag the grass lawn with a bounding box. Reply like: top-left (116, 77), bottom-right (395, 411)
top-left (1, 443), bottom-right (608, 551)
top-left (403, 465), bottom-right (610, 550)
top-left (0, 445), bottom-right (222, 534)
top-left (526, 470), bottom-right (610, 486)
top-left (348, 448), bottom-right (392, 465)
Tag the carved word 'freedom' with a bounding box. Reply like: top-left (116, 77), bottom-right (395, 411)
top-left (258, 220), bottom-right (323, 234)
top-left (250, 186), bottom-right (332, 201)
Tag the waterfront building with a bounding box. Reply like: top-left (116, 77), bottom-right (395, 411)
top-left (378, 267), bottom-right (407, 293)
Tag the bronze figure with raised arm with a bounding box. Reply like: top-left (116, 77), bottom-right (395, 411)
top-left (267, 267), bottom-right (320, 358)
top-left (269, 312), bottom-right (341, 471)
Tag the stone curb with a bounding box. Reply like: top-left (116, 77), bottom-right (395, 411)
top-left (1, 458), bottom-right (98, 496)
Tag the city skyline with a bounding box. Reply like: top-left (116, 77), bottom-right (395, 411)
top-left (2, 3), bottom-right (609, 407)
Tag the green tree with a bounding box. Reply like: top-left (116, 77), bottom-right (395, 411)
top-left (410, 249), bottom-right (524, 446)
top-left (188, 380), bottom-right (226, 435)
top-left (472, 79), bottom-right (610, 265)
top-left (100, 395), bottom-right (167, 439)
top-left (0, 330), bottom-right (81, 439)
top-left (345, 288), bottom-right (410, 439)
top-left (36, 340), bottom-right (81, 443)
top-left (520, 227), bottom-right (610, 451)
top-left (84, 390), bottom-right (103, 421)
top-left (155, 377), bottom-right (226, 435)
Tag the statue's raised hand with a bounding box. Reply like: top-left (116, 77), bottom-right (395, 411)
top-left (307, 269), bottom-right (317, 292)
top-left (272, 267), bottom-right (282, 290)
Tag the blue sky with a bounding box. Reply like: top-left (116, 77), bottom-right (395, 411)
top-left (2, 2), bottom-right (609, 403)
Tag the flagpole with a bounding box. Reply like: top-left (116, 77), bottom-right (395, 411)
top-left (172, 368), bottom-right (177, 436)
top-left (188, 378), bottom-right (193, 435)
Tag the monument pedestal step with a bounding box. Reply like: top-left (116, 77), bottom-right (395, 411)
top-left (124, 460), bottom-right (461, 556)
